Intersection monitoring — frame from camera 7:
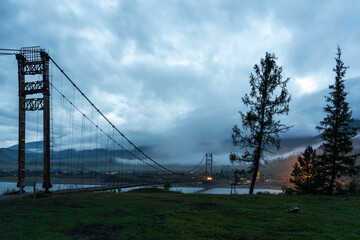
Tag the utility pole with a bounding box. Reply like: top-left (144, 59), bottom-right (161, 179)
top-left (16, 46), bottom-right (52, 193)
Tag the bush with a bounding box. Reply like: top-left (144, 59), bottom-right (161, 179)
top-left (335, 182), bottom-right (346, 195)
top-left (345, 180), bottom-right (360, 195)
top-left (35, 191), bottom-right (47, 198)
top-left (281, 186), bottom-right (295, 195)
top-left (163, 182), bottom-right (171, 191)
top-left (1, 188), bottom-right (18, 196)
top-left (333, 180), bottom-right (360, 195)
top-left (256, 191), bottom-right (272, 195)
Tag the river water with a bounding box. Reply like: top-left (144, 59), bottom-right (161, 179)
top-left (0, 181), bottom-right (282, 195)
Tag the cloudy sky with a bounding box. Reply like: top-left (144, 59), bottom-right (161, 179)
top-left (1, 0), bottom-right (360, 164)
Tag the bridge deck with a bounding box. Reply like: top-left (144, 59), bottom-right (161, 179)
top-left (0, 180), bottom-right (204, 200)
top-left (53, 180), bottom-right (203, 195)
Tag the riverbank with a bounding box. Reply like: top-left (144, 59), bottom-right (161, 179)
top-left (0, 181), bottom-right (282, 201)
top-left (0, 179), bottom-right (287, 196)
top-left (0, 190), bottom-right (359, 239)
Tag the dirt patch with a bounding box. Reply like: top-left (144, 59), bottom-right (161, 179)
top-left (65, 223), bottom-right (121, 240)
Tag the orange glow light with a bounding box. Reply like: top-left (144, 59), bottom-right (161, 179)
top-left (206, 177), bottom-right (213, 181)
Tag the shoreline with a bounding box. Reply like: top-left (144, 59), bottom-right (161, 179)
top-left (0, 179), bottom-right (289, 191)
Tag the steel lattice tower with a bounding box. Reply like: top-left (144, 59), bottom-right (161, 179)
top-left (205, 153), bottom-right (213, 177)
top-left (16, 46), bottom-right (52, 193)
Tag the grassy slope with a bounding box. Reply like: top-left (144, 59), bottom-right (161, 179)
top-left (0, 190), bottom-right (359, 240)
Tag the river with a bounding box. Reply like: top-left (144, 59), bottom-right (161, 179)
top-left (0, 181), bottom-right (282, 195)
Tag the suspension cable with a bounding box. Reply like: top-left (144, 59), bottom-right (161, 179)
top-left (2, 49), bottom-right (206, 177)
top-left (49, 82), bottom-right (169, 174)
top-left (49, 57), bottom-right (181, 175)
top-left (185, 154), bottom-right (206, 174)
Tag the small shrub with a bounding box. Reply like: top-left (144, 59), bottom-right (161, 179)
top-left (256, 191), bottom-right (272, 195)
top-left (163, 182), bottom-right (171, 191)
top-left (1, 188), bottom-right (18, 196)
top-left (335, 182), bottom-right (346, 195)
top-left (35, 191), bottom-right (47, 198)
top-left (333, 181), bottom-right (360, 195)
top-left (281, 186), bottom-right (295, 195)
top-left (346, 180), bottom-right (360, 195)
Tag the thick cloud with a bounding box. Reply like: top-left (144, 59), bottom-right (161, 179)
top-left (1, 0), bottom-right (360, 165)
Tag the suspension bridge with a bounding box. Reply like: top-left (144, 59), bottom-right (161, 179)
top-left (0, 46), bottom-right (215, 194)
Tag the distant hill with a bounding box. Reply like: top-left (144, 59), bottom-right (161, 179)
top-left (0, 148), bottom-right (17, 163)
top-left (262, 138), bottom-right (360, 179)
top-left (8, 140), bottom-right (43, 151)
top-left (0, 143), bottom-right (154, 163)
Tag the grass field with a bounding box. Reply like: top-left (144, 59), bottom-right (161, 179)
top-left (0, 189), bottom-right (359, 239)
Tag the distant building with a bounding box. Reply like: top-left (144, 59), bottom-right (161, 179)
top-left (51, 169), bottom-right (61, 173)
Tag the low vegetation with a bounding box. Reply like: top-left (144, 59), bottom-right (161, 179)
top-left (1, 188), bottom-right (18, 196)
top-left (0, 191), bottom-right (359, 239)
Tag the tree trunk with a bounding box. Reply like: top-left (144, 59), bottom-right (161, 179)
top-left (249, 147), bottom-right (261, 194)
top-left (249, 158), bottom-right (260, 194)
top-left (249, 90), bottom-right (266, 194)
top-left (328, 99), bottom-right (341, 194)
top-left (329, 124), bottom-right (338, 195)
top-left (329, 159), bottom-right (336, 194)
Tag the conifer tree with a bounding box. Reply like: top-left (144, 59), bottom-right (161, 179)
top-left (290, 146), bottom-right (322, 194)
top-left (230, 52), bottom-right (291, 194)
top-left (316, 46), bottom-right (358, 194)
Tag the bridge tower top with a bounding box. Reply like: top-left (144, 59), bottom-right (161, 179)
top-left (205, 153), bottom-right (213, 177)
top-left (19, 46), bottom-right (43, 61)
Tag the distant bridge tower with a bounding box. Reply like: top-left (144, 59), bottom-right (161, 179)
top-left (205, 153), bottom-right (213, 177)
top-left (16, 46), bottom-right (52, 193)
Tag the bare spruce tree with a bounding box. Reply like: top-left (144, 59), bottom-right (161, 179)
top-left (316, 46), bottom-right (358, 194)
top-left (230, 52), bottom-right (291, 194)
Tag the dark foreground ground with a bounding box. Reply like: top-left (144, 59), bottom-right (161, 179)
top-left (0, 189), bottom-right (359, 240)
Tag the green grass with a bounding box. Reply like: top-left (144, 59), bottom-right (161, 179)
top-left (0, 191), bottom-right (359, 239)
